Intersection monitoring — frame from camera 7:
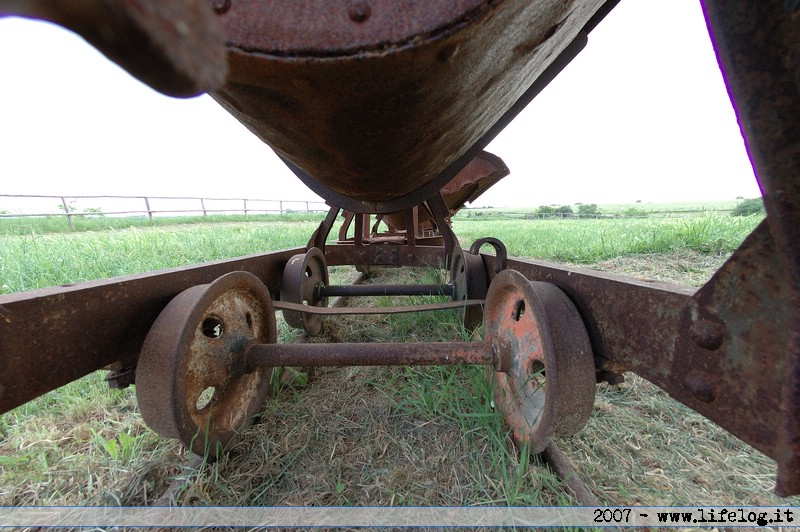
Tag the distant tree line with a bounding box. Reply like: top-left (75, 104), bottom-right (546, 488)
top-left (533, 203), bottom-right (647, 218)
top-left (731, 197), bottom-right (765, 217)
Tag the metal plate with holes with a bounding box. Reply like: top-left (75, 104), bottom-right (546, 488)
top-left (484, 270), bottom-right (595, 453)
top-left (136, 271), bottom-right (277, 458)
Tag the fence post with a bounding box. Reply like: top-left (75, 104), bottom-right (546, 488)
top-left (244, 199), bottom-right (248, 216)
top-left (201, 198), bottom-right (207, 216)
top-left (279, 200), bottom-right (283, 215)
top-left (61, 197), bottom-right (74, 229)
top-left (144, 197), bottom-right (153, 220)
top-left (305, 201), bottom-right (309, 213)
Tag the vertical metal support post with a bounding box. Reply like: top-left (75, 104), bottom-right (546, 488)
top-left (144, 197), bottom-right (153, 221)
top-left (354, 213), bottom-right (365, 246)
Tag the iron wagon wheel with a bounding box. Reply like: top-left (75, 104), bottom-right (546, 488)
top-left (484, 269), bottom-right (595, 453)
top-left (136, 271), bottom-right (277, 459)
top-left (280, 247), bottom-right (329, 336)
top-left (450, 246), bottom-right (488, 331)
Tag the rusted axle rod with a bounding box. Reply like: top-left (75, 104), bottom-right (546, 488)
top-left (245, 341), bottom-right (494, 369)
top-left (316, 283), bottom-right (454, 298)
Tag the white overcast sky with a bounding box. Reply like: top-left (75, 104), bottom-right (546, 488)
top-left (0, 1), bottom-right (761, 208)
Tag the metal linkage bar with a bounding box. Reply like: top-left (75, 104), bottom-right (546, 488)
top-left (246, 341), bottom-right (492, 369)
top-left (316, 283), bottom-right (453, 298)
top-left (272, 299), bottom-right (484, 316)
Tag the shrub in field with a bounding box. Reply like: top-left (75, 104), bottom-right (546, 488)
top-left (731, 197), bottom-right (765, 217)
top-left (578, 204), bottom-right (598, 217)
top-left (554, 205), bottom-right (574, 217)
top-left (621, 207), bottom-right (647, 218)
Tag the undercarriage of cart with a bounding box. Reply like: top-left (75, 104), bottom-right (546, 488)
top-left (1, 0), bottom-right (799, 496)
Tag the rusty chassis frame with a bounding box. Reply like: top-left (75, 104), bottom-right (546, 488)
top-left (0, 0), bottom-right (798, 496)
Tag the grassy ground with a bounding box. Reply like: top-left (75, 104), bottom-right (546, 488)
top-left (0, 221), bottom-right (318, 293)
top-left (458, 199), bottom-right (742, 219)
top-left (0, 212), bottom-right (324, 236)
top-left (2, 212), bottom-right (791, 511)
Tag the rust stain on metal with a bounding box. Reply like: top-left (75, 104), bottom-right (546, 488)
top-left (246, 341), bottom-right (492, 368)
top-left (280, 248), bottom-right (329, 335)
top-left (483, 220), bottom-right (795, 490)
top-left (272, 299), bottom-right (484, 315)
top-left (701, 0), bottom-right (800, 496)
top-left (379, 151), bottom-right (509, 232)
top-left (1, 0), bottom-right (228, 97)
top-left (688, 319), bottom-right (725, 351)
top-left (136, 272), bottom-right (277, 457)
top-left (0, 248), bottom-right (301, 414)
top-left (211, 0), bottom-right (609, 212)
top-left (484, 270), bottom-right (595, 453)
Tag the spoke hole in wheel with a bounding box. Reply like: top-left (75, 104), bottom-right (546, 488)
top-left (245, 312), bottom-right (253, 330)
top-left (529, 360), bottom-right (545, 386)
top-left (196, 386), bottom-right (216, 410)
top-left (512, 300), bottom-right (525, 321)
top-left (202, 317), bottom-right (224, 338)
top-left (305, 266), bottom-right (313, 278)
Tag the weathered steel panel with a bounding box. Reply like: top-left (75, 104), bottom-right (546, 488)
top-left (0, 248), bottom-right (301, 414)
top-left (211, 0), bottom-right (610, 212)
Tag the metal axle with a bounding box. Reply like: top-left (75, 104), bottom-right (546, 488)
top-left (316, 283), bottom-right (454, 298)
top-left (245, 341), bottom-right (493, 369)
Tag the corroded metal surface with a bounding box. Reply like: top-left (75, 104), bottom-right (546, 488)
top-left (317, 283), bottom-right (454, 298)
top-left (211, 0), bottom-right (610, 212)
top-left (272, 299), bottom-right (484, 316)
top-left (380, 151), bottom-right (510, 232)
top-left (701, 0), bottom-right (800, 496)
top-left (485, 221), bottom-right (797, 492)
top-left (0, 248), bottom-right (301, 414)
top-left (136, 271), bottom-right (276, 457)
top-left (450, 246), bottom-right (488, 331)
top-left (0, 0), bottom-right (798, 498)
top-left (484, 270), bottom-right (595, 453)
top-left (246, 341), bottom-right (492, 369)
top-left (1, 0), bottom-right (227, 97)
top-left (280, 247), bottom-right (329, 335)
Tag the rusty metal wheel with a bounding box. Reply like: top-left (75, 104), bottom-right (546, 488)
top-left (484, 269), bottom-right (595, 453)
top-left (135, 271), bottom-right (277, 459)
top-left (450, 246), bottom-right (488, 330)
top-left (280, 247), bottom-right (329, 335)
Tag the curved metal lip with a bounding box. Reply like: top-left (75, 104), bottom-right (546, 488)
top-left (217, 0), bottom-right (493, 58)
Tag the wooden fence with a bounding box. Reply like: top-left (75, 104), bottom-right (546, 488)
top-left (0, 194), bottom-right (329, 228)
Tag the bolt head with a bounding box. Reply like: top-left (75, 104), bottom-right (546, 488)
top-left (689, 319), bottom-right (725, 350)
top-left (347, 0), bottom-right (371, 22)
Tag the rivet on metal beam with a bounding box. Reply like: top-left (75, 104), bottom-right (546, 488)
top-left (347, 0), bottom-right (371, 22)
top-left (685, 372), bottom-right (716, 403)
top-left (689, 319), bottom-right (725, 350)
top-left (212, 0), bottom-right (231, 15)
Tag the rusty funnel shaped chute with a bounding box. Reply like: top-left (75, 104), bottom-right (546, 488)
top-left (210, 0), bottom-right (613, 213)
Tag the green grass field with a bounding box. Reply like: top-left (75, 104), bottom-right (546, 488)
top-left (1, 212), bottom-right (759, 294)
top-left (2, 211), bottom-right (788, 511)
